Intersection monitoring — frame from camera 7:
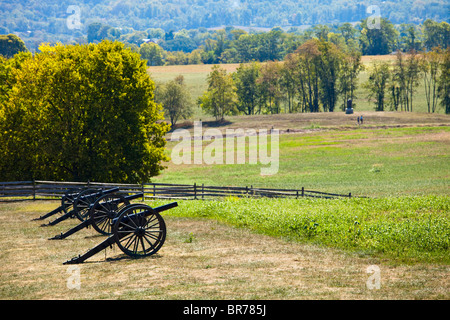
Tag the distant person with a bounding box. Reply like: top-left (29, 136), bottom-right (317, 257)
top-left (357, 116), bottom-right (360, 125)
top-left (360, 115), bottom-right (364, 125)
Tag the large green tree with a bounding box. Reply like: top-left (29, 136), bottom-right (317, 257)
top-left (0, 40), bottom-right (169, 183)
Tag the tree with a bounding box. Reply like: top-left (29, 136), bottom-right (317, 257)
top-left (140, 42), bottom-right (164, 66)
top-left (438, 49), bottom-right (450, 114)
top-left (0, 40), bottom-right (170, 183)
top-left (0, 34), bottom-right (27, 58)
top-left (257, 61), bottom-right (283, 114)
top-left (393, 50), bottom-right (421, 112)
top-left (364, 61), bottom-right (391, 111)
top-left (295, 39), bottom-right (321, 112)
top-left (198, 65), bottom-right (238, 121)
top-left (317, 40), bottom-right (343, 112)
top-left (155, 75), bottom-right (193, 126)
top-left (359, 18), bottom-right (398, 55)
top-left (338, 50), bottom-right (363, 111)
top-left (233, 62), bottom-right (261, 115)
top-left (421, 48), bottom-right (442, 113)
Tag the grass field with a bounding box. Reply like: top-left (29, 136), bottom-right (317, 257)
top-left (148, 55), bottom-right (447, 119)
top-left (0, 198), bottom-right (448, 299)
top-left (0, 60), bottom-right (448, 300)
top-left (154, 114), bottom-right (450, 198)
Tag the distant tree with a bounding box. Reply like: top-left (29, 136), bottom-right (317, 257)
top-left (437, 49), bottom-right (450, 114)
top-left (198, 65), bottom-right (238, 121)
top-left (393, 51), bottom-right (421, 112)
top-left (233, 62), bottom-right (261, 115)
top-left (295, 39), bottom-right (321, 112)
top-left (155, 75), bottom-right (193, 126)
top-left (257, 61), bottom-right (283, 114)
top-left (364, 61), bottom-right (391, 111)
top-left (140, 42), bottom-right (164, 66)
top-left (359, 18), bottom-right (398, 55)
top-left (423, 20), bottom-right (450, 50)
top-left (421, 48), bottom-right (442, 113)
top-left (338, 50), bottom-right (363, 111)
top-left (0, 34), bottom-right (27, 58)
top-left (316, 40), bottom-right (343, 112)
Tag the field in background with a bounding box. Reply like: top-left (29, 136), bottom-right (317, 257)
top-left (154, 114), bottom-right (450, 198)
top-left (148, 55), bottom-right (445, 119)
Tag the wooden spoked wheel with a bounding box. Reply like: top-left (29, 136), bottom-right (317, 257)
top-left (89, 193), bottom-right (130, 235)
top-left (113, 204), bottom-right (166, 258)
top-left (73, 188), bottom-right (101, 222)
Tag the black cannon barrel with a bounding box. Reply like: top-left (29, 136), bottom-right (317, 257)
top-left (63, 202), bottom-right (178, 264)
top-left (111, 201), bottom-right (178, 225)
top-left (49, 192), bottom-right (144, 240)
top-left (41, 187), bottom-right (120, 227)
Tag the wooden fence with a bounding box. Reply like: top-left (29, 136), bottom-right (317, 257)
top-left (0, 180), bottom-right (357, 202)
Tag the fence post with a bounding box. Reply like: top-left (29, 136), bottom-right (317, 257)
top-left (194, 183), bottom-right (197, 200)
top-left (202, 184), bottom-right (204, 200)
top-left (349, 192), bottom-right (352, 198)
top-left (142, 184), bottom-right (145, 201)
top-left (296, 190), bottom-right (298, 199)
top-left (301, 187), bottom-right (304, 197)
top-left (33, 180), bottom-right (36, 200)
top-left (153, 184), bottom-right (156, 199)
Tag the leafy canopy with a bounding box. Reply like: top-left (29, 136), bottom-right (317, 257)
top-left (0, 40), bottom-right (170, 183)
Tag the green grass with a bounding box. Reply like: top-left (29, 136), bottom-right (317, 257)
top-left (155, 126), bottom-right (450, 197)
top-left (160, 195), bottom-right (450, 264)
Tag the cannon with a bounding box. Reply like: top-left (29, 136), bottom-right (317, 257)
top-left (40, 187), bottom-right (120, 227)
top-left (32, 187), bottom-right (85, 221)
top-left (49, 192), bottom-right (144, 240)
top-left (63, 202), bottom-right (178, 264)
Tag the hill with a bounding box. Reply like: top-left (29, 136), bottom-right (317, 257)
top-left (0, 0), bottom-right (448, 44)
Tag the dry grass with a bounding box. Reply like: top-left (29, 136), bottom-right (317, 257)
top-left (0, 201), bottom-right (448, 300)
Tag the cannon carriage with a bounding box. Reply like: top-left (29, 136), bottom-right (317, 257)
top-left (31, 185), bottom-right (178, 264)
top-left (63, 202), bottom-right (177, 264)
top-left (39, 187), bottom-right (120, 226)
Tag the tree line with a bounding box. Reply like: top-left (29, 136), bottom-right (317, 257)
top-left (157, 44), bottom-right (449, 125)
top-left (131, 18), bottom-right (449, 67)
top-left (364, 48), bottom-right (450, 114)
top-left (2, 0), bottom-right (448, 51)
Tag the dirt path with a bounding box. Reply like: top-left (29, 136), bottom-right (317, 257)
top-left (0, 201), bottom-right (448, 300)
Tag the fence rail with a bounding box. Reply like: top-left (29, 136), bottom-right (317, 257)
top-left (0, 180), bottom-right (359, 202)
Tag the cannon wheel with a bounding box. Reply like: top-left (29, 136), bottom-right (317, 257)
top-left (73, 188), bottom-right (101, 222)
top-left (61, 188), bottom-right (84, 214)
top-left (113, 204), bottom-right (166, 258)
top-left (89, 193), bottom-right (131, 235)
